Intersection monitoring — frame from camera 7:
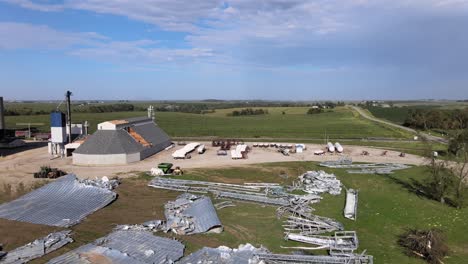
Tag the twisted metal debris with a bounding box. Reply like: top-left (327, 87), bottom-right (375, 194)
top-left (0, 230), bottom-right (72, 264)
top-left (344, 189), bottom-right (358, 220)
top-left (255, 252), bottom-right (373, 264)
top-left (179, 243), bottom-right (268, 264)
top-left (291, 171), bottom-right (342, 195)
top-left (47, 230), bottom-right (184, 264)
top-left (0, 174), bottom-right (118, 227)
top-left (320, 157), bottom-right (411, 174)
top-left (282, 215), bottom-right (344, 235)
top-left (285, 231), bottom-right (359, 253)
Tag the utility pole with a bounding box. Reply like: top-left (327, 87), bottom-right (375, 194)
top-left (66, 91), bottom-right (72, 143)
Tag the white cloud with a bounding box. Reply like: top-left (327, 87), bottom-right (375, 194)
top-left (0, 22), bottom-right (214, 64)
top-left (0, 22), bottom-right (103, 49)
top-left (2, 0), bottom-right (468, 69)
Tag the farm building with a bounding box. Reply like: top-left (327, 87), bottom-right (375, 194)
top-left (73, 117), bottom-right (171, 165)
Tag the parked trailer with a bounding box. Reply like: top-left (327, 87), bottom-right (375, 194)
top-left (172, 142), bottom-right (200, 159)
top-left (327, 142), bottom-right (335, 152)
top-left (335, 142), bottom-right (344, 153)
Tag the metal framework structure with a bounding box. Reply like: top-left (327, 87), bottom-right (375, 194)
top-left (256, 252), bottom-right (373, 264)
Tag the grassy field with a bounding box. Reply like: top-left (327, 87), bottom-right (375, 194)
top-left (1, 162), bottom-right (467, 263)
top-left (5, 106), bottom-right (413, 140)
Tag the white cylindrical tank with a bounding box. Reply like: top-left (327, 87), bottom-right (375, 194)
top-left (327, 142), bottom-right (335, 152)
top-left (335, 142), bottom-right (343, 153)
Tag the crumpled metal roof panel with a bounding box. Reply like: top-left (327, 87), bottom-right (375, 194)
top-left (0, 174), bottom-right (117, 227)
top-left (47, 230), bottom-right (184, 264)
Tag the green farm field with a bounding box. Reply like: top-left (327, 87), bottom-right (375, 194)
top-left (5, 106), bottom-right (413, 140)
top-left (1, 162), bottom-right (466, 263)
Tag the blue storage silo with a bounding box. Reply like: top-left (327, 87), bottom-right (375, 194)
top-left (50, 111), bottom-right (66, 143)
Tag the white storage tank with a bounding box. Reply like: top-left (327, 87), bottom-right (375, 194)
top-left (327, 142), bottom-right (335, 152)
top-left (335, 142), bottom-right (344, 153)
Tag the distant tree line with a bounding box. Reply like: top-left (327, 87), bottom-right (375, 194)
top-left (75, 103), bottom-right (135, 113)
top-left (3, 109), bottom-right (49, 116)
top-left (403, 108), bottom-right (468, 130)
top-left (4, 101), bottom-right (348, 116)
top-left (228, 108), bottom-right (269, 116)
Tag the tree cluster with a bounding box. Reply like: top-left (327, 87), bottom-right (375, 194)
top-left (404, 108), bottom-right (468, 130)
top-left (228, 108), bottom-right (269, 116)
top-left (75, 103), bottom-right (135, 113)
top-left (422, 129), bottom-right (468, 209)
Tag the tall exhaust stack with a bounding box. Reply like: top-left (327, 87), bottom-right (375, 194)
top-left (0, 96), bottom-right (5, 139)
top-left (65, 91), bottom-right (72, 143)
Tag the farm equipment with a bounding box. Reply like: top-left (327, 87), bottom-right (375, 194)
top-left (399, 152), bottom-right (406, 157)
top-left (217, 149), bottom-right (228, 156)
top-left (173, 166), bottom-right (184, 175)
top-left (361, 151), bottom-right (369, 156)
top-left (158, 163), bottom-right (174, 174)
top-left (33, 166), bottom-right (66, 179)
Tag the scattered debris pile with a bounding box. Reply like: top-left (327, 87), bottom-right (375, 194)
top-left (0, 174), bottom-right (118, 227)
top-left (33, 166), bottom-right (66, 179)
top-left (114, 220), bottom-right (166, 232)
top-left (179, 243), bottom-right (267, 264)
top-left (47, 230), bottom-right (184, 264)
top-left (320, 157), bottom-right (411, 174)
top-left (165, 193), bottom-right (223, 235)
top-left (398, 229), bottom-right (449, 264)
top-left (282, 215), bottom-right (344, 236)
top-left (286, 231), bottom-right (359, 253)
top-left (256, 252), bottom-right (374, 264)
top-left (149, 177), bottom-right (290, 207)
top-left (0, 231), bottom-right (72, 264)
top-left (79, 176), bottom-right (120, 190)
top-left (344, 189), bottom-right (358, 220)
top-left (290, 171), bottom-right (342, 195)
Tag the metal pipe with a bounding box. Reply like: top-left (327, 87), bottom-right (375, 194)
top-left (65, 91), bottom-right (72, 143)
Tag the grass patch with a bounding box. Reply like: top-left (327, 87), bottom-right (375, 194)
top-left (5, 106), bottom-right (412, 139)
top-left (1, 162), bottom-right (466, 263)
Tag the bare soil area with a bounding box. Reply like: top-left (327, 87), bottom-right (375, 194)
top-left (0, 142), bottom-right (428, 186)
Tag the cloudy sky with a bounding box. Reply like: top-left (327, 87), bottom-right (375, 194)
top-left (1, 0), bottom-right (468, 100)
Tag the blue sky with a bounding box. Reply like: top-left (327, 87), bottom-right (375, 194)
top-left (1, 0), bottom-right (468, 100)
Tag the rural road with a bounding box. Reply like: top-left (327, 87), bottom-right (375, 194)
top-left (350, 106), bottom-right (448, 144)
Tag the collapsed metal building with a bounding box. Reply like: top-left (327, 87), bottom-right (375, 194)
top-left (0, 174), bottom-right (118, 227)
top-left (47, 230), bottom-right (185, 264)
top-left (73, 117), bottom-right (172, 165)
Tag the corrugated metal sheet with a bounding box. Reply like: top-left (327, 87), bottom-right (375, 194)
top-left (0, 174), bottom-right (117, 227)
top-left (165, 194), bottom-right (222, 235)
top-left (183, 196), bottom-right (222, 234)
top-left (47, 230), bottom-right (184, 264)
top-left (1, 230), bottom-right (73, 264)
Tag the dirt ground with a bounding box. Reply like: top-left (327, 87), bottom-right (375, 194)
top-left (0, 141), bottom-right (428, 186)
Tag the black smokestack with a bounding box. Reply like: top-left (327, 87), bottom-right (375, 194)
top-left (0, 96), bottom-right (5, 139)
